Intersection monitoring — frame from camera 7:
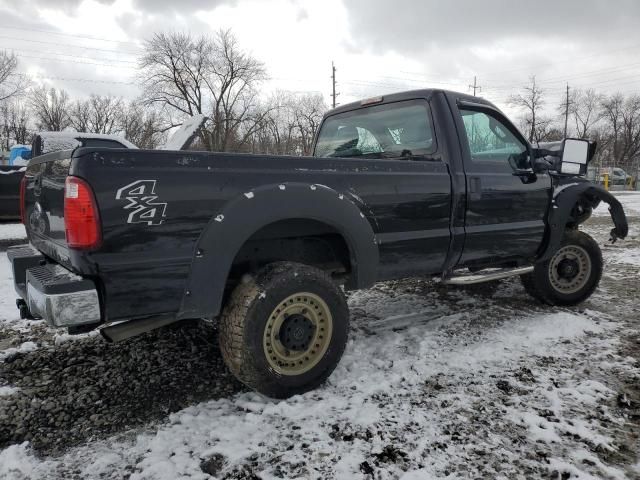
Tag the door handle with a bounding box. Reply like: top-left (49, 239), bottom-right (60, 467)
top-left (512, 169), bottom-right (538, 184)
top-left (469, 177), bottom-right (482, 201)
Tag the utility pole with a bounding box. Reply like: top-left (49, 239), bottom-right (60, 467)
top-left (331, 62), bottom-right (339, 109)
top-left (469, 76), bottom-right (481, 96)
top-left (563, 83), bottom-right (570, 138)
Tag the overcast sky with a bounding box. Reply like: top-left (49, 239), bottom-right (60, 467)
top-left (1, 0), bottom-right (640, 119)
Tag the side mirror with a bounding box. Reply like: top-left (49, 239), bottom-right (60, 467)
top-left (560, 139), bottom-right (590, 175)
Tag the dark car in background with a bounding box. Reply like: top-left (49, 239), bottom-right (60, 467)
top-left (0, 165), bottom-right (26, 220)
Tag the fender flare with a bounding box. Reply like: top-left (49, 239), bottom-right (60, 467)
top-left (538, 180), bottom-right (628, 262)
top-left (177, 182), bottom-right (379, 320)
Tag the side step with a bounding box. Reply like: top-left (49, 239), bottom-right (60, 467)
top-left (443, 266), bottom-right (534, 285)
top-left (100, 315), bottom-right (180, 342)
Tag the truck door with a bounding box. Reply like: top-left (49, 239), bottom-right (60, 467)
top-left (454, 103), bottom-right (551, 266)
top-left (314, 98), bottom-right (452, 279)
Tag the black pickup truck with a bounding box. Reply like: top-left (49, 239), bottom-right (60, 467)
top-left (8, 89), bottom-right (628, 398)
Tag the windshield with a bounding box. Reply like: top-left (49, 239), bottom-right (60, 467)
top-left (314, 100), bottom-right (436, 159)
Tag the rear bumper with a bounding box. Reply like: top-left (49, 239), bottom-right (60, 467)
top-left (7, 244), bottom-right (101, 328)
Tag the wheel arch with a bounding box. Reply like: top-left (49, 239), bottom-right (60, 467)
top-left (177, 183), bottom-right (379, 320)
top-left (538, 180), bottom-right (628, 262)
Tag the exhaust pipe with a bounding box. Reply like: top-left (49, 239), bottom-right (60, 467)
top-left (100, 315), bottom-right (181, 342)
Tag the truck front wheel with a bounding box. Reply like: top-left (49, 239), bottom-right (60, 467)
top-left (218, 262), bottom-right (349, 398)
top-left (521, 230), bottom-right (603, 306)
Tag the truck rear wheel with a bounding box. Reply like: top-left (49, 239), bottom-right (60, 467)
top-left (218, 262), bottom-right (349, 398)
top-left (521, 230), bottom-right (602, 306)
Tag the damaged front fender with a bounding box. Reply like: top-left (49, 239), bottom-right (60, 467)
top-left (538, 180), bottom-right (628, 262)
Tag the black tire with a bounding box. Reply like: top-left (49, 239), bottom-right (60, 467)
top-left (218, 262), bottom-right (349, 398)
top-left (521, 229), bottom-right (602, 306)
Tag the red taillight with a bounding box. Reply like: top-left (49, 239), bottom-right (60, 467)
top-left (19, 176), bottom-right (27, 225)
top-left (64, 176), bottom-right (102, 250)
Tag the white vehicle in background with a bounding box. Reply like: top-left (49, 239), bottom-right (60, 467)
top-left (588, 166), bottom-right (632, 187)
top-left (609, 167), bottom-right (629, 185)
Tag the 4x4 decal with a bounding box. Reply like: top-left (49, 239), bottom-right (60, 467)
top-left (115, 180), bottom-right (167, 225)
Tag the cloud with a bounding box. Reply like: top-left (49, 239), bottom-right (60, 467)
top-left (341, 0), bottom-right (640, 55)
top-left (296, 6), bottom-right (308, 22)
top-left (2, 0), bottom-right (233, 15)
top-left (2, 0), bottom-right (116, 12)
top-left (130, 0), bottom-right (236, 12)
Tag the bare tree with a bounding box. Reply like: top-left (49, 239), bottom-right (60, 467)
top-left (9, 101), bottom-right (31, 144)
top-left (568, 89), bottom-right (603, 139)
top-left (138, 29), bottom-right (268, 152)
top-left (245, 91), bottom-right (327, 155)
top-left (119, 101), bottom-right (168, 148)
top-left (599, 93), bottom-right (640, 170)
top-left (509, 76), bottom-right (545, 142)
top-left (139, 33), bottom-right (208, 116)
top-left (70, 99), bottom-right (90, 132)
top-left (30, 86), bottom-right (72, 131)
top-left (0, 100), bottom-right (32, 149)
top-left (70, 94), bottom-right (123, 134)
top-left (89, 95), bottom-right (123, 134)
top-left (293, 93), bottom-right (326, 155)
top-left (256, 91), bottom-right (298, 155)
top-left (0, 51), bottom-right (29, 102)
top-left (206, 29), bottom-right (268, 151)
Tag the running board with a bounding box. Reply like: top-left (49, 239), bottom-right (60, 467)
top-left (100, 315), bottom-right (180, 342)
top-left (443, 266), bottom-right (534, 285)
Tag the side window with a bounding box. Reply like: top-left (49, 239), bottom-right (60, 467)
top-left (314, 100), bottom-right (436, 159)
top-left (460, 109), bottom-right (528, 167)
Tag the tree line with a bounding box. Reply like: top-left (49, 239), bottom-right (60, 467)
top-left (0, 30), bottom-right (326, 155)
top-left (0, 32), bottom-right (639, 173)
top-left (509, 76), bottom-right (640, 172)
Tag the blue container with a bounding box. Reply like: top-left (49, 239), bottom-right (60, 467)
top-left (9, 145), bottom-right (31, 165)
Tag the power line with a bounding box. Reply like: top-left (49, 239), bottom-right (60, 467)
top-left (483, 65), bottom-right (640, 91)
top-left (9, 47), bottom-right (137, 65)
top-left (14, 53), bottom-right (137, 69)
top-left (0, 34), bottom-right (139, 55)
top-left (21, 72), bottom-right (136, 85)
top-left (0, 24), bottom-right (141, 47)
top-left (476, 42), bottom-right (640, 78)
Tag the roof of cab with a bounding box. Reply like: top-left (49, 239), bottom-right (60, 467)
top-left (324, 88), bottom-right (496, 118)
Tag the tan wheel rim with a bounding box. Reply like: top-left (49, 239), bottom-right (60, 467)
top-left (263, 292), bottom-right (333, 376)
top-left (548, 245), bottom-right (592, 294)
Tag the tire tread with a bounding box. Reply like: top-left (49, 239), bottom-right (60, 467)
top-left (218, 262), bottom-right (348, 397)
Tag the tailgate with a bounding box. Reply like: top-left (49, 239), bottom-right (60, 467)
top-left (23, 150), bottom-right (73, 267)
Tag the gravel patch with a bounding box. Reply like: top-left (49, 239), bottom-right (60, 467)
top-left (0, 321), bottom-right (243, 455)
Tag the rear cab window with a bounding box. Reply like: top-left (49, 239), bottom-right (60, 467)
top-left (314, 100), bottom-right (436, 159)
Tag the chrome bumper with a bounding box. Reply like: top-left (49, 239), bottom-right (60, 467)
top-left (7, 244), bottom-right (101, 328)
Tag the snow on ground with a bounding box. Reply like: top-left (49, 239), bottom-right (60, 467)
top-left (0, 223), bottom-right (25, 241)
top-left (0, 194), bottom-right (639, 479)
top-left (593, 191), bottom-right (640, 217)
